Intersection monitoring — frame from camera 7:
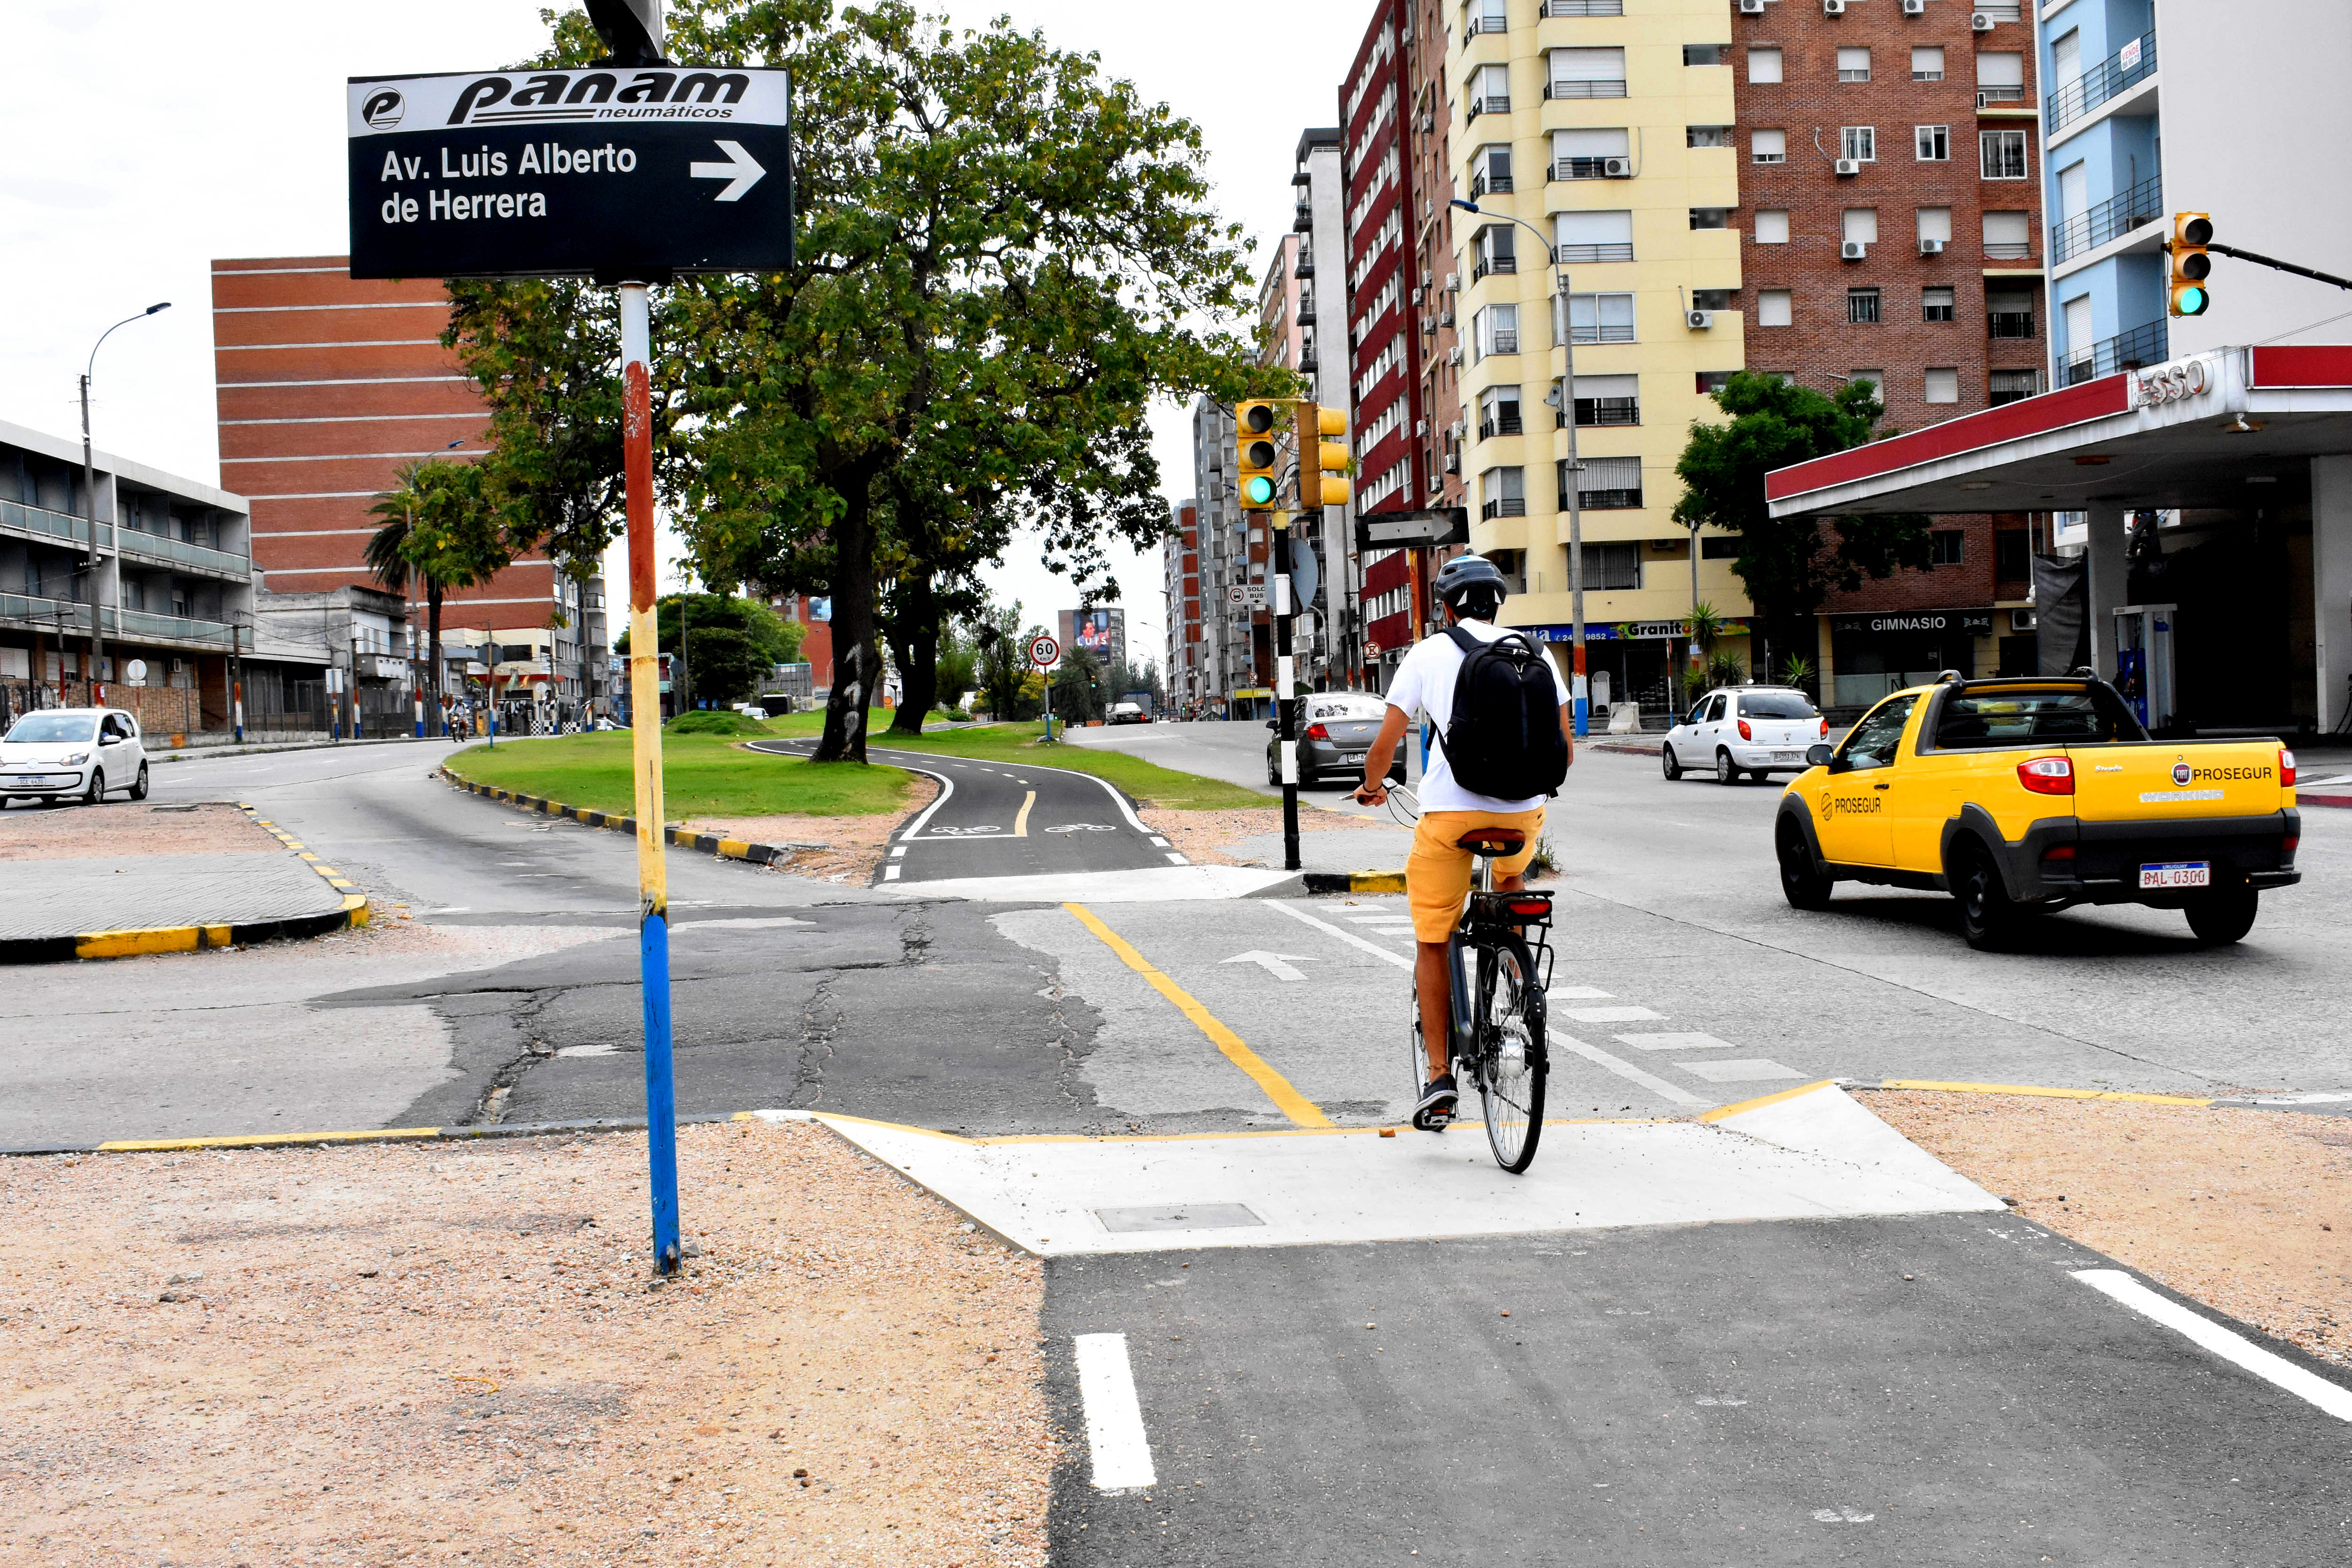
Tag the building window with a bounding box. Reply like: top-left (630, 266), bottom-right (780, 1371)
top-left (1990, 288), bottom-right (2039, 338)
top-left (1696, 371), bottom-right (1735, 395)
top-left (1847, 288), bottom-right (1882, 325)
top-left (1754, 209), bottom-right (1790, 244)
top-left (1465, 0), bottom-right (1507, 36)
top-left (1758, 289), bottom-right (1793, 327)
top-left (1976, 50), bottom-right (2026, 105)
top-left (1751, 129), bottom-right (1786, 164)
top-left (1468, 63), bottom-right (1510, 118)
top-left (1841, 126), bottom-right (1876, 162)
top-left (1474, 224), bottom-right (1518, 280)
top-left (1568, 292), bottom-right (1637, 343)
top-left (1480, 466), bottom-right (1526, 519)
top-left (1917, 206), bottom-right (1952, 248)
top-left (1983, 210), bottom-right (2032, 259)
top-left (1747, 46), bottom-right (1783, 83)
top-left (1478, 384), bottom-right (1524, 440)
top-left (1571, 373), bottom-right (1641, 426)
top-left (1915, 125), bottom-right (1949, 161)
top-left (1980, 129), bottom-right (2029, 180)
top-left (1471, 144), bottom-right (1513, 197)
top-left (1473, 302), bottom-right (1521, 358)
top-left (1928, 529), bottom-right (1965, 565)
top-left (1837, 46), bottom-right (1872, 83)
top-left (1995, 530), bottom-right (2031, 581)
top-left (1556, 209), bottom-right (1634, 262)
top-left (1922, 286), bottom-right (1956, 322)
top-left (1924, 367), bottom-right (1960, 404)
top-left (1692, 288), bottom-right (1737, 311)
top-left (1689, 207), bottom-right (1730, 230)
top-left (1683, 44), bottom-right (1726, 67)
top-left (1842, 208), bottom-right (1879, 245)
top-left (1912, 46), bottom-right (1944, 82)
top-left (1989, 368), bottom-right (2041, 405)
top-left (1549, 47), bottom-right (1628, 99)
top-left (1570, 455), bottom-right (1644, 510)
top-left (1849, 370), bottom-right (1884, 398)
top-left (1552, 126), bottom-right (1630, 180)
top-left (1580, 542), bottom-right (1642, 590)
top-left (1687, 124), bottom-right (1731, 148)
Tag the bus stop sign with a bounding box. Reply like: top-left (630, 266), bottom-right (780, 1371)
top-left (347, 67), bottom-right (795, 280)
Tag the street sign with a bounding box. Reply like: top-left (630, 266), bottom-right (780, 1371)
top-left (1226, 584), bottom-right (1245, 606)
top-left (347, 67), bottom-right (795, 280)
top-left (1028, 634), bottom-right (1061, 668)
top-left (1247, 582), bottom-right (1267, 610)
top-left (1355, 507), bottom-right (1470, 550)
top-left (124, 659), bottom-right (147, 684)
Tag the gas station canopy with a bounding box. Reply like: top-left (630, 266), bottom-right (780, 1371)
top-left (1766, 346), bottom-right (2352, 518)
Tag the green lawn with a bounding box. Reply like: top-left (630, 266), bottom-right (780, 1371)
top-left (445, 725), bottom-right (915, 819)
top-left (858, 721), bottom-right (1266, 811)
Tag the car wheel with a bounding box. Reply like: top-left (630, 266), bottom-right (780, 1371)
top-left (1776, 820), bottom-right (1834, 911)
top-left (130, 762), bottom-right (150, 801)
top-left (1715, 749), bottom-right (1740, 786)
top-left (82, 769), bottom-right (105, 807)
top-left (1267, 753), bottom-right (1280, 785)
top-left (2185, 884), bottom-right (2259, 945)
top-left (1661, 743), bottom-right (1684, 781)
top-left (1955, 840), bottom-right (2019, 951)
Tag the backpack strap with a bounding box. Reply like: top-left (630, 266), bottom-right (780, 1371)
top-left (1441, 624), bottom-right (1481, 655)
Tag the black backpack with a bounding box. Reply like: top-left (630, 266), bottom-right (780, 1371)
top-left (1437, 625), bottom-right (1570, 800)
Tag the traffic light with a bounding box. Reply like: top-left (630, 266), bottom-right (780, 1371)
top-left (1297, 403), bottom-right (1351, 508)
top-left (1235, 401), bottom-right (1282, 508)
top-left (2170, 212), bottom-right (2212, 317)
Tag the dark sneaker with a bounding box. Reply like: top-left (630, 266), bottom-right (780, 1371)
top-left (1411, 1072), bottom-right (1459, 1130)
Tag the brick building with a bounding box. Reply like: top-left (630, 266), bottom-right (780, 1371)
top-left (211, 256), bottom-right (607, 713)
top-left (1161, 500), bottom-right (1203, 714)
top-left (1728, 0), bottom-right (2044, 701)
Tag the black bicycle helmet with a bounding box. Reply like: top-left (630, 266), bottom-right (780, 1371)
top-left (1434, 553), bottom-right (1509, 614)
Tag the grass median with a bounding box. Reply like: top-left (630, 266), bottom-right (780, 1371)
top-left (858, 720), bottom-right (1266, 810)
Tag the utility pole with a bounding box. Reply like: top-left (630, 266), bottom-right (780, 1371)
top-left (79, 302), bottom-right (171, 704)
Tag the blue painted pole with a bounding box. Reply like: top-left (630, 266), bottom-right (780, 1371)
top-left (640, 907), bottom-right (680, 1269)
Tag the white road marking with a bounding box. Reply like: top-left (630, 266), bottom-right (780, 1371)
top-left (1616, 1032), bottom-right (1738, 1053)
top-left (677, 917), bottom-right (817, 930)
top-left (1346, 914), bottom-right (1411, 924)
top-left (1072, 1333), bottom-right (1158, 1488)
top-left (1148, 836), bottom-right (1169, 847)
top-left (883, 865), bottom-right (902, 881)
top-left (2073, 1270), bottom-right (2352, 1423)
top-left (1561, 1005), bottom-right (1664, 1023)
top-left (1676, 1058), bottom-right (1803, 1083)
top-left (555, 1044), bottom-right (616, 1058)
top-left (1553, 1035), bottom-right (1707, 1106)
top-left (1164, 851), bottom-right (1188, 864)
top-left (1267, 900), bottom-right (1413, 970)
top-left (889, 845), bottom-right (906, 859)
top-left (1221, 950), bottom-right (1317, 981)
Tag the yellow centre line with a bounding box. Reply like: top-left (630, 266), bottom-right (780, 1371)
top-left (1014, 790), bottom-right (1035, 837)
top-left (1064, 902), bottom-right (1331, 1129)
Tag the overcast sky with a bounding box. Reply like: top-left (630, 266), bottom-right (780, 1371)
top-left (1, 1), bottom-right (1363, 669)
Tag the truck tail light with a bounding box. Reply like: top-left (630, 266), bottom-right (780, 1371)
top-left (2017, 756), bottom-right (2074, 795)
top-left (1737, 719), bottom-right (1753, 741)
top-left (2281, 748), bottom-right (2297, 788)
top-left (2283, 833), bottom-right (2300, 862)
top-left (1305, 722), bottom-right (1330, 741)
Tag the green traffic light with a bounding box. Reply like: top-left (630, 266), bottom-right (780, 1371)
top-left (2177, 285), bottom-right (2208, 317)
top-left (1240, 475), bottom-right (1277, 507)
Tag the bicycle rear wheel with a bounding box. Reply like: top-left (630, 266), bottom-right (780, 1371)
top-left (1475, 935), bottom-right (1547, 1172)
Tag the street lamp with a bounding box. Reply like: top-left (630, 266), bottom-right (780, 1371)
top-left (1452, 198), bottom-right (1588, 737)
top-left (80, 301), bottom-right (170, 699)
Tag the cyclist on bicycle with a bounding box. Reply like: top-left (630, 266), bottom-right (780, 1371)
top-left (1355, 554), bottom-right (1574, 1127)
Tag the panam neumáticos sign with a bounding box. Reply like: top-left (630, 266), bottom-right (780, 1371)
top-left (347, 66), bottom-right (793, 280)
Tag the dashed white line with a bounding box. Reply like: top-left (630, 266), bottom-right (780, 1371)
top-left (1072, 1333), bottom-right (1158, 1489)
top-left (1560, 1005), bottom-right (1664, 1023)
top-left (1614, 1032), bottom-right (1737, 1053)
top-left (883, 865), bottom-right (902, 881)
top-left (1551, 1035), bottom-right (1707, 1107)
top-left (1267, 900), bottom-right (1412, 970)
top-left (1164, 851), bottom-right (1188, 864)
top-left (2074, 1270), bottom-right (2352, 1423)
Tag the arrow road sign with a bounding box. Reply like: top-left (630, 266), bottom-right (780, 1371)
top-left (347, 67), bottom-right (795, 280)
top-left (1221, 951), bottom-right (1317, 982)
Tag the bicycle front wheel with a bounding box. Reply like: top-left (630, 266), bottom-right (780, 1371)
top-left (1475, 935), bottom-right (1547, 1173)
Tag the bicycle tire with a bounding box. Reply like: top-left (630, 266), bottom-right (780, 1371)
top-left (1406, 972), bottom-right (1449, 1130)
top-left (1475, 934), bottom-right (1547, 1172)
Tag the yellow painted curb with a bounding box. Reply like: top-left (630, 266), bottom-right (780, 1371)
top-left (1872, 1078), bottom-right (2215, 1108)
top-left (1697, 1079), bottom-right (1840, 1123)
top-left (99, 1125), bottom-right (446, 1153)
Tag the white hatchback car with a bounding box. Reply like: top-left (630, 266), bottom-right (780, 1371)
top-left (0, 707), bottom-right (150, 806)
top-left (1662, 686), bottom-right (1827, 785)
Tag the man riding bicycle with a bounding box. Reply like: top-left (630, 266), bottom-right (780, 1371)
top-left (1354, 554), bottom-right (1575, 1128)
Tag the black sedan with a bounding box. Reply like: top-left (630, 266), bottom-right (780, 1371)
top-left (1266, 694), bottom-right (1405, 786)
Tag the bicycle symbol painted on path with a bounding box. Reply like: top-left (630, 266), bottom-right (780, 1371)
top-left (926, 825), bottom-right (1005, 836)
top-left (1043, 823), bottom-right (1115, 834)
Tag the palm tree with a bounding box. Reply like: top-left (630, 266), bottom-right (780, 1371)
top-left (368, 461), bottom-right (490, 728)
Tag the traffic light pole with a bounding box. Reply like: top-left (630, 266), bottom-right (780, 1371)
top-left (2204, 242), bottom-right (2352, 295)
top-left (1273, 509), bottom-right (1300, 871)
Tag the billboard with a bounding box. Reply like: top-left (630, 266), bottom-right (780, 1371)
top-left (1074, 611), bottom-right (1115, 651)
top-left (1058, 607), bottom-right (1125, 667)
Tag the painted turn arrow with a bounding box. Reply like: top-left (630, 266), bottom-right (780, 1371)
top-left (690, 140), bottom-right (766, 202)
top-left (1221, 950), bottom-right (1317, 982)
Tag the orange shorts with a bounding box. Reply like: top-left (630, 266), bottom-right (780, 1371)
top-left (1405, 807), bottom-right (1546, 942)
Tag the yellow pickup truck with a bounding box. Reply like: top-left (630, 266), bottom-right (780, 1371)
top-left (1775, 674), bottom-right (2300, 948)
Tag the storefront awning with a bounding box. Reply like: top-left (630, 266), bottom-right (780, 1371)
top-left (1765, 345), bottom-right (2352, 517)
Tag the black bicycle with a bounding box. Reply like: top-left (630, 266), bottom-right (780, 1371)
top-left (1383, 787), bottom-right (1554, 1172)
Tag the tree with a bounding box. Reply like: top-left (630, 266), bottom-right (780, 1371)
top-left (1673, 373), bottom-right (1935, 656)
top-left (366, 460), bottom-right (504, 719)
top-left (1052, 645), bottom-right (1106, 722)
top-left (672, 626), bottom-right (767, 704)
top-left (614, 592), bottom-right (803, 704)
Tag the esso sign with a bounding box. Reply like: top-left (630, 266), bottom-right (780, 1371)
top-left (1028, 635), bottom-right (1061, 668)
top-left (2130, 356), bottom-right (2213, 409)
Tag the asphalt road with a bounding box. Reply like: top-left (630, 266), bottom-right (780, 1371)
top-left (748, 737), bottom-right (1184, 882)
top-left (1064, 717), bottom-right (1420, 821)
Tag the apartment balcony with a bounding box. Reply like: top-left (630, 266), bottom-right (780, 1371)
top-left (1572, 397), bottom-right (1641, 427)
top-left (1542, 0), bottom-right (1623, 14)
top-left (1466, 12), bottom-right (1507, 35)
top-left (1472, 253), bottom-right (1518, 281)
top-left (1552, 157), bottom-right (1615, 182)
top-left (2052, 173), bottom-right (2164, 266)
top-left (1477, 413), bottom-right (1525, 440)
top-left (1570, 323), bottom-right (1636, 345)
top-left (1470, 172), bottom-right (1513, 198)
top-left (2064, 318), bottom-right (2169, 385)
top-left (1975, 84), bottom-right (2026, 106)
top-left (1, 498), bottom-right (250, 583)
top-left (1467, 95), bottom-right (1512, 122)
top-left (2048, 29), bottom-right (2157, 134)
top-left (1565, 487), bottom-right (1643, 511)
top-left (1487, 332), bottom-right (1521, 354)
top-left (1988, 310), bottom-right (2038, 340)
top-left (1294, 248), bottom-right (1315, 278)
top-left (1544, 80), bottom-right (1627, 100)
top-left (1481, 497), bottom-right (1528, 519)
top-left (1555, 242), bottom-right (1633, 264)
top-left (0, 591), bottom-right (250, 652)
top-left (1983, 242), bottom-right (2034, 261)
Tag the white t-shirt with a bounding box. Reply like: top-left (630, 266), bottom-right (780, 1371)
top-left (1384, 620), bottom-right (1567, 813)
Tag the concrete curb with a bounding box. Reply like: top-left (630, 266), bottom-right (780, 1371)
top-left (1301, 870), bottom-right (1408, 894)
top-left (437, 767), bottom-right (826, 866)
top-left (153, 735), bottom-right (429, 765)
top-left (0, 803), bottom-right (368, 964)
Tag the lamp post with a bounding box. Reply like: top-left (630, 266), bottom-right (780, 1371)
top-left (1451, 200), bottom-right (1586, 737)
top-left (80, 302), bottom-right (171, 701)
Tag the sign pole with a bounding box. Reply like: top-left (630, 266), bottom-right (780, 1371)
top-left (620, 280), bottom-right (681, 1276)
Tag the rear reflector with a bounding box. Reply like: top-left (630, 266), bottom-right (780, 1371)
top-left (2018, 756), bottom-right (2074, 795)
top-left (1507, 900), bottom-right (1552, 916)
top-left (2282, 748), bottom-right (2298, 788)
top-left (2041, 843), bottom-right (2076, 862)
top-left (2284, 834), bottom-right (2300, 859)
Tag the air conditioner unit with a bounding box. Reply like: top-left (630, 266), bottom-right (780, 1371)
top-left (1686, 310), bottom-right (1715, 330)
top-left (2011, 609), bottom-right (2038, 631)
top-left (1841, 240), bottom-right (1868, 260)
top-left (1415, 418), bottom-right (1429, 436)
top-left (1738, 0), bottom-right (1765, 13)
top-left (1419, 112), bottom-right (1435, 132)
top-left (1823, 0), bottom-right (1846, 13)
top-left (1448, 420), bottom-right (1466, 440)
top-left (170, 658), bottom-right (187, 674)
top-left (1602, 156), bottom-right (1634, 178)
top-left (1971, 10), bottom-right (1995, 28)
top-left (1834, 158), bottom-right (1861, 176)
top-left (1901, 0), bottom-right (1924, 12)
top-left (1444, 272), bottom-right (1461, 293)
top-left (1443, 454), bottom-right (1461, 474)
top-left (1420, 269), bottom-right (1434, 290)
top-left (1446, 347), bottom-right (1464, 365)
top-left (1411, 284), bottom-right (1426, 304)
top-left (1920, 236), bottom-right (1945, 255)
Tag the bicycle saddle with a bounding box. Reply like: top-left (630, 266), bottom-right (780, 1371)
top-left (1456, 829), bottom-right (1526, 857)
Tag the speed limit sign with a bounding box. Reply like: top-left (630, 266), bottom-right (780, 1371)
top-left (1028, 634), bottom-right (1061, 668)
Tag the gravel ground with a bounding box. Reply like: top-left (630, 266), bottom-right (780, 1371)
top-left (0, 802), bottom-right (276, 861)
top-left (1138, 803), bottom-right (1367, 866)
top-left (689, 776), bottom-right (941, 887)
top-left (1, 1120), bottom-right (1050, 1567)
top-left (1870, 1091), bottom-right (2352, 1366)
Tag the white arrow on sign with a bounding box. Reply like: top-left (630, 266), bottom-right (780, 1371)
top-left (690, 140), bottom-right (767, 202)
top-left (1221, 950), bottom-right (1317, 982)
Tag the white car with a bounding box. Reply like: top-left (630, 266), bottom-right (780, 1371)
top-left (0, 707), bottom-right (151, 806)
top-left (1662, 686), bottom-right (1827, 785)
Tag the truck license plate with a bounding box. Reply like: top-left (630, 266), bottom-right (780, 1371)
top-left (2140, 861), bottom-right (2211, 889)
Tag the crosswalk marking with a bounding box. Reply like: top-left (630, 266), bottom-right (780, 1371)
top-left (1615, 1032), bottom-right (1737, 1053)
